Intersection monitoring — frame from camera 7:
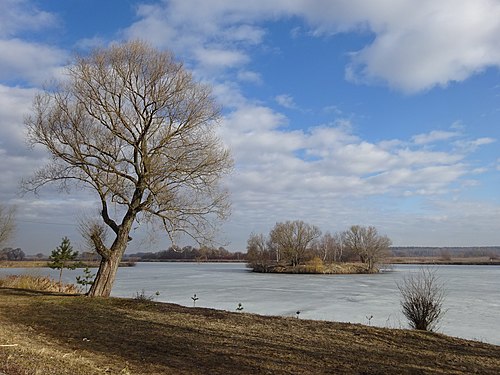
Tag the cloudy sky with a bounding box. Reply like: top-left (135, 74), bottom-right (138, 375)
top-left (1, 0), bottom-right (500, 254)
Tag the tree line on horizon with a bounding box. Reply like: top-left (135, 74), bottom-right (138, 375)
top-left (391, 246), bottom-right (500, 258)
top-left (127, 246), bottom-right (246, 262)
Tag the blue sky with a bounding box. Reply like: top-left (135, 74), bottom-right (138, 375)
top-left (1, 0), bottom-right (500, 254)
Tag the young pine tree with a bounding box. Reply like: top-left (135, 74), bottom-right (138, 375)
top-left (76, 267), bottom-right (96, 294)
top-left (49, 237), bottom-right (78, 291)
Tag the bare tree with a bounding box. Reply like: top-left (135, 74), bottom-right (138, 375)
top-left (343, 225), bottom-right (391, 271)
top-left (398, 268), bottom-right (445, 331)
top-left (269, 220), bottom-right (321, 266)
top-left (334, 231), bottom-right (351, 262)
top-left (0, 204), bottom-right (16, 248)
top-left (317, 232), bottom-right (346, 263)
top-left (23, 41), bottom-right (232, 297)
top-left (246, 232), bottom-right (272, 271)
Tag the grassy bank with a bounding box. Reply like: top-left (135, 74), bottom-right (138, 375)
top-left (0, 288), bottom-right (499, 374)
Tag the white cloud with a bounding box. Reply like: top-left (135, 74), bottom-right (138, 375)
top-left (275, 94), bottom-right (297, 109)
top-left (0, 85), bottom-right (50, 202)
top-left (0, 0), bottom-right (58, 37)
top-left (0, 1), bottom-right (65, 86)
top-left (454, 137), bottom-right (496, 152)
top-left (340, 0), bottom-right (500, 92)
top-left (222, 25), bottom-right (266, 44)
top-left (0, 39), bottom-right (67, 86)
top-left (412, 130), bottom-right (461, 145)
top-left (125, 0), bottom-right (500, 93)
top-left (221, 101), bottom-right (486, 204)
top-left (0, 85), bottom-right (36, 147)
top-left (194, 47), bottom-right (249, 70)
top-left (236, 70), bottom-right (262, 84)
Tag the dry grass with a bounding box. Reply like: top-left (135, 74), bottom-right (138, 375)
top-left (0, 287), bottom-right (499, 374)
top-left (0, 275), bottom-right (80, 294)
top-left (269, 261), bottom-right (373, 274)
top-left (0, 261), bottom-right (50, 268)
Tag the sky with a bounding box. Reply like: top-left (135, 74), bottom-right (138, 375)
top-left (1, 0), bottom-right (500, 254)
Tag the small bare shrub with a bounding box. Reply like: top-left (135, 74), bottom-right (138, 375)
top-left (397, 268), bottom-right (445, 332)
top-left (133, 289), bottom-right (159, 302)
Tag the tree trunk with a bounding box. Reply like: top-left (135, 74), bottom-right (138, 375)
top-left (88, 250), bottom-right (123, 297)
top-left (58, 268), bottom-right (63, 292)
top-left (88, 207), bottom-right (136, 297)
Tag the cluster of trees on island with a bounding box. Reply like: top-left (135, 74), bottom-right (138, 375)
top-left (246, 220), bottom-right (392, 273)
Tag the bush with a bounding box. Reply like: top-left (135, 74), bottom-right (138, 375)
top-left (397, 268), bottom-right (445, 332)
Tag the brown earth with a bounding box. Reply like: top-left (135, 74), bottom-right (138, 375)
top-left (0, 288), bottom-right (499, 374)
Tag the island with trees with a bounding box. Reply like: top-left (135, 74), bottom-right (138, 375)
top-left (246, 220), bottom-right (391, 274)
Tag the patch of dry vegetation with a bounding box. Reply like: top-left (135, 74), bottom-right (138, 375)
top-left (0, 261), bottom-right (49, 268)
top-left (258, 260), bottom-right (375, 274)
top-left (1, 287), bottom-right (499, 374)
top-left (0, 275), bottom-right (79, 294)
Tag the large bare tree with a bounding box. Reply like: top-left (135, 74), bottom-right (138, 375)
top-left (343, 225), bottom-right (391, 271)
top-left (24, 41), bottom-right (232, 297)
top-left (269, 220), bottom-right (321, 266)
top-left (0, 204), bottom-right (16, 248)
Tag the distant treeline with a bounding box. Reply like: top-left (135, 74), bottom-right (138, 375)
top-left (127, 246), bottom-right (246, 261)
top-left (390, 246), bottom-right (500, 258)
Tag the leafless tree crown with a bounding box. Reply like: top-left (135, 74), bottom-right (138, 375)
top-left (343, 225), bottom-right (391, 271)
top-left (24, 40), bottom-right (232, 247)
top-left (269, 220), bottom-right (321, 266)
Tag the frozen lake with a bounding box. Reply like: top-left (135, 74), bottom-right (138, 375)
top-left (1, 262), bottom-right (499, 345)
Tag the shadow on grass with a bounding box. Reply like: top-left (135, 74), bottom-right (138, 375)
top-left (2, 288), bottom-right (500, 374)
top-left (0, 287), bottom-right (81, 298)
top-left (0, 289), bottom-right (303, 374)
